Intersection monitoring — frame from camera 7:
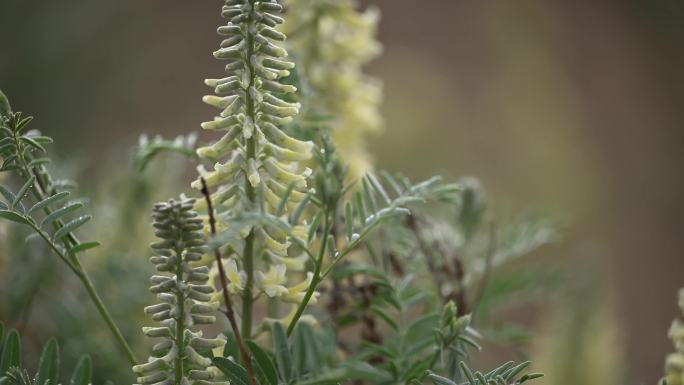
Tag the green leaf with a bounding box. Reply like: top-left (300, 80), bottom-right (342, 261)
top-left (0, 89), bottom-right (11, 117)
top-left (19, 136), bottom-right (46, 153)
top-left (37, 338), bottom-right (59, 385)
top-left (41, 202), bottom-right (84, 227)
top-left (306, 212), bottom-right (320, 242)
top-left (366, 174), bottom-right (391, 205)
top-left (29, 191), bottom-right (70, 215)
top-left (344, 201), bottom-right (353, 241)
top-left (223, 331), bottom-right (239, 359)
top-left (0, 210), bottom-right (31, 226)
top-left (16, 116), bottom-right (33, 134)
top-left (370, 305), bottom-right (398, 331)
top-left (0, 330), bottom-right (21, 377)
top-left (12, 176), bottom-right (35, 210)
top-left (339, 361), bottom-right (392, 382)
top-left (353, 191), bottom-right (366, 224)
top-left (246, 340), bottom-right (277, 385)
top-left (271, 322), bottom-right (292, 382)
top-left (380, 170), bottom-right (403, 197)
top-left (426, 371), bottom-right (458, 385)
top-left (53, 215), bottom-right (91, 241)
top-left (213, 357), bottom-right (248, 385)
top-left (0, 186), bottom-right (14, 206)
top-left (69, 356), bottom-right (92, 385)
top-left (361, 177), bottom-right (378, 214)
top-left (68, 241), bottom-right (101, 255)
top-left (292, 324), bottom-right (307, 378)
top-left (29, 158), bottom-right (51, 167)
top-left (297, 323), bottom-right (321, 373)
top-left (30, 136), bottom-right (53, 145)
top-left (520, 373), bottom-right (544, 383)
top-left (503, 361), bottom-right (531, 381)
top-left (290, 191), bottom-right (311, 225)
top-left (459, 362), bottom-right (477, 385)
top-left (275, 181), bottom-right (295, 217)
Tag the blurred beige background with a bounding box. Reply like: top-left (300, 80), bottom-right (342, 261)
top-left (1, 0), bottom-right (683, 382)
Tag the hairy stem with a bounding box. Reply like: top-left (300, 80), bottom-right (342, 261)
top-left (200, 178), bottom-right (257, 385)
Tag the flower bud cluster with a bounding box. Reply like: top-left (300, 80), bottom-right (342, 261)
top-left (134, 198), bottom-right (226, 385)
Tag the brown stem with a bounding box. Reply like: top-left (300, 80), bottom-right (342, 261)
top-left (471, 222), bottom-right (497, 319)
top-left (357, 281), bottom-right (383, 364)
top-left (407, 214), bottom-right (469, 314)
top-left (406, 215), bottom-right (448, 295)
top-left (200, 178), bottom-right (257, 385)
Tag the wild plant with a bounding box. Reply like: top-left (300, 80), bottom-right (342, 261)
top-left (5, 1), bottom-right (668, 385)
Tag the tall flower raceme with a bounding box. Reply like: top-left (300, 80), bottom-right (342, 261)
top-left (134, 198), bottom-right (227, 385)
top-left (280, 0), bottom-right (383, 178)
top-left (662, 288), bottom-right (684, 385)
top-left (191, 0), bottom-right (317, 337)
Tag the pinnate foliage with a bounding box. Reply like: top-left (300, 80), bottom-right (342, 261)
top-left (0, 324), bottom-right (92, 385)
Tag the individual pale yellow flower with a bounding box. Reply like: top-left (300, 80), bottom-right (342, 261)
top-left (283, 272), bottom-right (319, 304)
top-left (224, 258), bottom-right (246, 294)
top-left (257, 264), bottom-right (288, 298)
top-left (269, 252), bottom-right (308, 271)
top-left (208, 258), bottom-right (246, 294)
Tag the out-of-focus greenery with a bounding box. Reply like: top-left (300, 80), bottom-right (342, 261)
top-left (0, 151), bottom-right (191, 382)
top-left (532, 272), bottom-right (624, 385)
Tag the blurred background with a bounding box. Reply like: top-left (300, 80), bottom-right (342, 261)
top-left (1, 0), bottom-right (683, 384)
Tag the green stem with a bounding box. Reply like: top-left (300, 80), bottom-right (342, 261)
top-left (174, 247), bottom-right (185, 385)
top-left (287, 211), bottom-right (331, 336)
top-left (76, 266), bottom-right (138, 366)
top-left (11, 125), bottom-right (137, 366)
top-left (241, 0), bottom-right (258, 339)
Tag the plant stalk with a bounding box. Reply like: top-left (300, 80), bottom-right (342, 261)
top-left (287, 211), bottom-right (331, 336)
top-left (200, 178), bottom-right (257, 385)
top-left (240, 0), bottom-right (258, 340)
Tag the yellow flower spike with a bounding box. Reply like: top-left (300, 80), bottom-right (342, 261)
top-left (281, 0), bottom-right (383, 179)
top-left (197, 0), bottom-right (315, 340)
